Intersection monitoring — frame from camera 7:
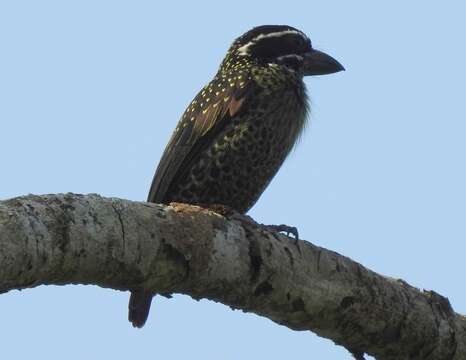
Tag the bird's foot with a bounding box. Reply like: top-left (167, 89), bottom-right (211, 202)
top-left (200, 204), bottom-right (300, 241)
top-left (199, 204), bottom-right (261, 231)
top-left (263, 224), bottom-right (299, 240)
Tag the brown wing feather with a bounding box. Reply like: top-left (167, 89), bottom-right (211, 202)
top-left (147, 78), bottom-right (254, 203)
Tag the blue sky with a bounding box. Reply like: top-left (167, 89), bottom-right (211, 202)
top-left (1, 1), bottom-right (465, 359)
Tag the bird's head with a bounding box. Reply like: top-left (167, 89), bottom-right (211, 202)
top-left (221, 25), bottom-right (344, 76)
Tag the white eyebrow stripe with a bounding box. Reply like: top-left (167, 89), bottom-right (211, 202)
top-left (237, 30), bottom-right (307, 56)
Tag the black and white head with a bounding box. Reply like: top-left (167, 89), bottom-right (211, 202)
top-left (223, 25), bottom-right (344, 76)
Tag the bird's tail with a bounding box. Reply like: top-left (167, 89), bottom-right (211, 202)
top-left (128, 289), bottom-right (153, 328)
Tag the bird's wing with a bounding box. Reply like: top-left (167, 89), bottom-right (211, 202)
top-left (148, 77), bottom-right (255, 203)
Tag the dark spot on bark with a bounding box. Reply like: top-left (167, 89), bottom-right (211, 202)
top-left (60, 203), bottom-right (76, 215)
top-left (426, 290), bottom-right (454, 317)
top-left (291, 298), bottom-right (305, 312)
top-left (111, 203), bottom-right (126, 251)
top-left (316, 250), bottom-right (322, 272)
top-left (284, 247), bottom-right (294, 266)
top-left (162, 242), bottom-right (188, 274)
top-left (248, 236), bottom-right (262, 282)
top-left (254, 281), bottom-right (273, 296)
top-left (409, 348), bottom-right (421, 358)
top-left (340, 296), bottom-right (355, 309)
top-left (380, 323), bottom-right (403, 344)
top-left (286, 292), bottom-right (291, 301)
top-left (265, 243), bottom-right (273, 257)
top-left (162, 243), bottom-right (186, 268)
top-left (54, 213), bottom-right (71, 253)
top-left (356, 264), bottom-right (363, 278)
top-left (88, 211), bottom-right (101, 226)
top-left (154, 210), bottom-right (166, 219)
top-left (250, 253), bottom-right (262, 282)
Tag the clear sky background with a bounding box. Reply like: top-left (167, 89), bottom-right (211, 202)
top-left (1, 1), bottom-right (465, 359)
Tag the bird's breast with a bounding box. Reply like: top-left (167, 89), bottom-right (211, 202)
top-left (169, 81), bottom-right (308, 213)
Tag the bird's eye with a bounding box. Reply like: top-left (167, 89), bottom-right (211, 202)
top-left (290, 36), bottom-right (310, 53)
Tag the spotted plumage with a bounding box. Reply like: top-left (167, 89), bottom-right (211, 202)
top-left (128, 25), bottom-right (344, 328)
top-left (150, 63), bottom-right (307, 213)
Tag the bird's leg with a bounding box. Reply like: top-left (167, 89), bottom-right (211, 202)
top-left (200, 204), bottom-right (264, 232)
top-left (199, 203), bottom-right (237, 217)
top-left (200, 204), bottom-right (300, 242)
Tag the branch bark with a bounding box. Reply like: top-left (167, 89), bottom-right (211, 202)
top-left (0, 193), bottom-right (464, 359)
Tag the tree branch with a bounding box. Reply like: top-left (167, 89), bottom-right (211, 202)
top-left (0, 193), bottom-right (464, 359)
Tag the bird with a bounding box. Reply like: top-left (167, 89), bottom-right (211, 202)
top-left (128, 24), bottom-right (344, 328)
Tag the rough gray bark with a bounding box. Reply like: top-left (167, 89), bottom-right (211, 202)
top-left (0, 193), bottom-right (464, 360)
